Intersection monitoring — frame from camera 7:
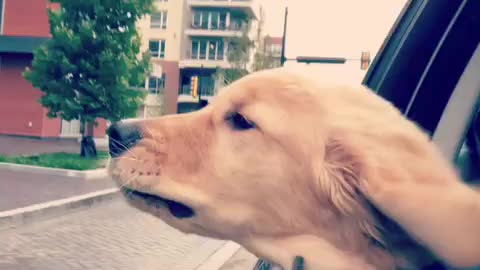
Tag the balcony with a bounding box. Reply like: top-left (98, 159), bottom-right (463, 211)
top-left (178, 85), bottom-right (216, 103)
top-left (180, 50), bottom-right (231, 69)
top-left (188, 9), bottom-right (250, 37)
top-left (188, 0), bottom-right (256, 18)
top-left (185, 22), bottom-right (247, 37)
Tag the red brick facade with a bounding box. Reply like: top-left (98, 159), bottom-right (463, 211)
top-left (0, 0), bottom-right (106, 138)
top-left (2, 0), bottom-right (52, 37)
top-left (160, 60), bottom-right (180, 115)
top-left (0, 54), bottom-right (51, 136)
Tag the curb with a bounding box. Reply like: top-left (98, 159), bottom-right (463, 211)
top-left (0, 162), bottom-right (108, 179)
top-left (196, 241), bottom-right (242, 270)
top-left (0, 188), bottom-right (120, 231)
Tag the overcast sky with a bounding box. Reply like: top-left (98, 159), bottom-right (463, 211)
top-left (256, 0), bottom-right (408, 85)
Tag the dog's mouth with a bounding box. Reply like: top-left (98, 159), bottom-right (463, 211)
top-left (121, 187), bottom-right (195, 219)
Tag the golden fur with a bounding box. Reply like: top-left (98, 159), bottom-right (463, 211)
top-left (109, 69), bottom-right (480, 270)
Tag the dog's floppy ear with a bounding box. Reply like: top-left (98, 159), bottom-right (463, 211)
top-left (319, 133), bottom-right (480, 268)
top-left (363, 162), bottom-right (480, 268)
top-left (316, 134), bottom-right (384, 245)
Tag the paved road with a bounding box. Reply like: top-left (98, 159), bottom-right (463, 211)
top-left (0, 169), bottom-right (115, 211)
top-left (0, 199), bottom-right (227, 270)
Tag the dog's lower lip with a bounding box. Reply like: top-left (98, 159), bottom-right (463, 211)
top-left (121, 187), bottom-right (195, 219)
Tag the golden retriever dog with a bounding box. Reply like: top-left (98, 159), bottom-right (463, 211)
top-left (107, 69), bottom-right (480, 270)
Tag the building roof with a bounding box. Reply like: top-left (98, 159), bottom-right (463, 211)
top-left (0, 35), bottom-right (49, 54)
top-left (264, 36), bottom-right (282, 45)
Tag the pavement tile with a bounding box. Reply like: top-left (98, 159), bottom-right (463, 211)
top-left (0, 200), bottom-right (227, 270)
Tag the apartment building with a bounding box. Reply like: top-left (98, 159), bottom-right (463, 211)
top-left (0, 0), bottom-right (107, 138)
top-left (0, 0), bottom-right (257, 139)
top-left (264, 36), bottom-right (282, 67)
top-left (136, 0), bottom-right (185, 117)
top-left (139, 0), bottom-right (257, 115)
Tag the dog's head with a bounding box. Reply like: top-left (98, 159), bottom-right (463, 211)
top-left (108, 69), bottom-right (440, 268)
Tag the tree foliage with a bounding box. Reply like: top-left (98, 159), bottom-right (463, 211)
top-left (215, 6), bottom-right (279, 88)
top-left (251, 6), bottom-right (280, 72)
top-left (24, 0), bottom-right (153, 157)
top-left (226, 30), bottom-right (254, 71)
top-left (214, 13), bottom-right (254, 87)
top-left (24, 0), bottom-right (153, 122)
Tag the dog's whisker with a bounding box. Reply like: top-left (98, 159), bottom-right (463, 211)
top-left (119, 174), bottom-right (137, 189)
top-left (114, 166), bottom-right (141, 190)
top-left (113, 156), bottom-right (140, 162)
top-left (124, 169), bottom-right (141, 184)
top-left (109, 137), bottom-right (139, 159)
top-left (144, 125), bottom-right (161, 154)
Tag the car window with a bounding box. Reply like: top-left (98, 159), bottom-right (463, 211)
top-left (457, 109), bottom-right (480, 183)
top-left (435, 44), bottom-right (480, 183)
top-left (364, 0), bottom-right (480, 182)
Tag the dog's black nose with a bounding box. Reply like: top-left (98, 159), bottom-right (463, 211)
top-left (107, 122), bottom-right (143, 157)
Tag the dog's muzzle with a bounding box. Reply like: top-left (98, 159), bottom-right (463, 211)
top-left (121, 187), bottom-right (195, 219)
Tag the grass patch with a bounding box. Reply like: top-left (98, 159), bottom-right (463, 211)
top-left (0, 151), bottom-right (109, 171)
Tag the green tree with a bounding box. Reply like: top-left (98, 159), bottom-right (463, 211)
top-left (24, 0), bottom-right (153, 157)
top-left (215, 5), bottom-right (277, 88)
top-left (251, 6), bottom-right (280, 72)
top-left (214, 14), bottom-right (254, 87)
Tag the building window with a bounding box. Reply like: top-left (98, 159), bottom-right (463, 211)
top-left (208, 42), bottom-right (217, 60)
top-left (266, 44), bottom-right (282, 56)
top-left (191, 40), bottom-right (206, 59)
top-left (210, 12), bottom-right (219, 30)
top-left (217, 41), bottom-right (224, 60)
top-left (191, 41), bottom-right (199, 59)
top-left (149, 40), bottom-right (166, 58)
top-left (192, 11), bottom-right (202, 28)
top-left (219, 12), bottom-right (228, 30)
top-left (230, 15), bottom-right (246, 31)
top-left (148, 74), bottom-right (166, 94)
top-left (200, 11), bottom-right (209, 29)
top-left (191, 39), bottom-right (224, 61)
top-left (151, 11), bottom-right (167, 29)
top-left (161, 11), bottom-right (168, 29)
top-left (192, 10), bottom-right (229, 30)
top-left (199, 40), bottom-right (207, 59)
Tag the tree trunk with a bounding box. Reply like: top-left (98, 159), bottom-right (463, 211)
top-left (80, 118), bottom-right (97, 158)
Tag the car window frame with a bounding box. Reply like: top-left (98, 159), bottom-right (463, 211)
top-left (363, 0), bottom-right (480, 163)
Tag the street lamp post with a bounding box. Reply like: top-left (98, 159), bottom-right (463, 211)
top-left (280, 7), bottom-right (288, 66)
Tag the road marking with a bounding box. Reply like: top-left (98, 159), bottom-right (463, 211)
top-left (0, 188), bottom-right (119, 218)
top-left (195, 241), bottom-right (242, 270)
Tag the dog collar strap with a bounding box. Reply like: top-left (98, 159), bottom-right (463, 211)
top-left (253, 256), bottom-right (305, 270)
top-left (292, 256), bottom-right (304, 270)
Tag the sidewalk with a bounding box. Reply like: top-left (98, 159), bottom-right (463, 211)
top-left (0, 135), bottom-right (259, 269)
top-left (219, 248), bottom-right (258, 270)
top-left (0, 168), bottom-right (115, 212)
top-left (0, 162), bottom-right (260, 270)
top-left (0, 135), bottom-right (107, 156)
top-left (0, 200), bottom-right (228, 270)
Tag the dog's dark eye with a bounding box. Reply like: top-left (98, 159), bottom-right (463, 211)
top-left (226, 112), bottom-right (255, 130)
